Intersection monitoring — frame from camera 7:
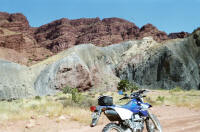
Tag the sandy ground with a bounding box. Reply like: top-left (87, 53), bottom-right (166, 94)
top-left (0, 106), bottom-right (200, 132)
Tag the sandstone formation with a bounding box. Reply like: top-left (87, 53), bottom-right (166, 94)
top-left (0, 12), bottom-right (29, 32)
top-left (138, 24), bottom-right (169, 42)
top-left (0, 12), bottom-right (189, 65)
top-left (168, 32), bottom-right (189, 39)
top-left (33, 17), bottom-right (140, 53)
top-left (0, 12), bottom-right (52, 65)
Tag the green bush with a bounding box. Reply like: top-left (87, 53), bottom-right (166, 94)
top-left (62, 85), bottom-right (84, 103)
top-left (63, 85), bottom-right (72, 94)
top-left (129, 84), bottom-right (139, 92)
top-left (71, 88), bottom-right (82, 103)
top-left (35, 96), bottom-right (41, 100)
top-left (117, 80), bottom-right (139, 92)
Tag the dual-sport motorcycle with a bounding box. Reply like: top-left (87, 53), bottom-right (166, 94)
top-left (90, 89), bottom-right (162, 132)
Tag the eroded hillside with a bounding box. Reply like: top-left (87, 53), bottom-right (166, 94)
top-left (0, 28), bottom-right (199, 99)
top-left (0, 12), bottom-right (189, 66)
top-left (0, 12), bottom-right (199, 99)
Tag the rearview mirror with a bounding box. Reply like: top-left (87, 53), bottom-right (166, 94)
top-left (118, 90), bottom-right (123, 95)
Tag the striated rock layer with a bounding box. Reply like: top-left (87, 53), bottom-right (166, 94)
top-left (168, 32), bottom-right (189, 39)
top-left (0, 29), bottom-right (200, 99)
top-left (0, 12), bottom-right (189, 65)
top-left (0, 12), bottom-right (199, 99)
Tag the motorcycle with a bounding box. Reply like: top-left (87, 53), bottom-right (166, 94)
top-left (90, 89), bottom-right (162, 132)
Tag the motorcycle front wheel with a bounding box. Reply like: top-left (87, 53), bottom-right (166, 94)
top-left (146, 113), bottom-right (162, 132)
top-left (102, 123), bottom-right (123, 132)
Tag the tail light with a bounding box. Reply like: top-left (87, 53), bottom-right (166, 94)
top-left (90, 106), bottom-right (96, 112)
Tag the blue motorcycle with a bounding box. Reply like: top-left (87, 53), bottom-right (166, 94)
top-left (90, 90), bottom-right (162, 132)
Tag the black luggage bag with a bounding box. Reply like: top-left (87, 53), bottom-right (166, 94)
top-left (98, 96), bottom-right (113, 106)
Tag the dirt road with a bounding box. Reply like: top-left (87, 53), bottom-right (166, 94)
top-left (1, 106), bottom-right (200, 132)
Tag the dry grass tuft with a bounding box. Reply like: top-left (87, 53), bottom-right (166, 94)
top-left (0, 90), bottom-right (199, 124)
top-left (145, 89), bottom-right (200, 109)
top-left (0, 92), bottom-right (96, 124)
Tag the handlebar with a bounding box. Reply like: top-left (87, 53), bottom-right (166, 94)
top-left (119, 94), bottom-right (129, 100)
top-left (119, 89), bottom-right (149, 100)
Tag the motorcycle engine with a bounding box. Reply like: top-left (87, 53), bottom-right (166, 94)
top-left (133, 114), bottom-right (144, 132)
top-left (124, 114), bottom-right (144, 132)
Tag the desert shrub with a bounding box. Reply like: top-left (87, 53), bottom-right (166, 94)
top-left (71, 88), bottom-right (83, 103)
top-left (28, 58), bottom-right (32, 62)
top-left (55, 97), bottom-right (68, 101)
top-left (117, 80), bottom-right (139, 92)
top-left (156, 96), bottom-right (165, 103)
top-left (79, 96), bottom-right (97, 108)
top-left (35, 96), bottom-right (41, 100)
top-left (169, 86), bottom-right (183, 93)
top-left (63, 85), bottom-right (72, 94)
top-left (62, 85), bottom-right (84, 103)
top-left (60, 94), bottom-right (96, 108)
top-left (129, 84), bottom-right (139, 92)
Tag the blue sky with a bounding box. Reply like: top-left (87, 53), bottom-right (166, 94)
top-left (1, 0), bottom-right (200, 33)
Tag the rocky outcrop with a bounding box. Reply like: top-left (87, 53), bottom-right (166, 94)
top-left (0, 12), bottom-right (30, 32)
top-left (0, 29), bottom-right (3, 34)
top-left (0, 34), bottom-right (25, 51)
top-left (193, 29), bottom-right (200, 47)
top-left (1, 12), bottom-right (199, 99)
top-left (116, 33), bottom-right (200, 90)
top-left (168, 32), bottom-right (189, 39)
top-left (34, 18), bottom-right (173, 53)
top-left (34, 17), bottom-right (140, 53)
top-left (138, 24), bottom-right (169, 42)
top-left (34, 43), bottom-right (131, 95)
top-left (0, 12), bottom-right (190, 66)
top-left (1, 29), bottom-right (200, 99)
top-left (0, 12), bottom-right (53, 65)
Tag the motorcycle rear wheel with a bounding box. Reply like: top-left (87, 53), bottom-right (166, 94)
top-left (102, 123), bottom-right (123, 132)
